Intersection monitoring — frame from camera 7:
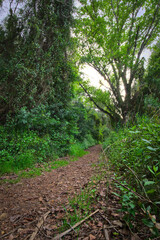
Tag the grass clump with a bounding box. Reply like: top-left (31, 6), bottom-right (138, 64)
top-left (0, 159), bottom-right (69, 184)
top-left (60, 185), bottom-right (98, 234)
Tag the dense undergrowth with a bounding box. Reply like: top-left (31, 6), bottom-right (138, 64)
top-left (103, 114), bottom-right (160, 237)
top-left (0, 103), bottom-right (108, 174)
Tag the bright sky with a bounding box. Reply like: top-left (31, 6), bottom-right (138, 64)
top-left (81, 49), bottom-right (151, 89)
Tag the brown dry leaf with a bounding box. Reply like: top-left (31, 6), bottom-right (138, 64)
top-left (46, 230), bottom-right (51, 236)
top-left (155, 222), bottom-right (160, 230)
top-left (51, 225), bottom-right (58, 230)
top-left (97, 221), bottom-right (103, 228)
top-left (10, 214), bottom-right (21, 222)
top-left (83, 237), bottom-right (89, 240)
top-left (89, 234), bottom-right (96, 240)
top-left (43, 224), bottom-right (57, 231)
top-left (17, 228), bottom-right (23, 233)
top-left (131, 234), bottom-right (141, 240)
top-left (49, 199), bottom-right (54, 205)
top-left (68, 208), bottom-right (74, 212)
top-left (100, 191), bottom-right (106, 197)
top-left (39, 207), bottom-right (46, 211)
top-left (111, 212), bottom-right (121, 217)
top-left (8, 234), bottom-right (14, 240)
top-left (39, 197), bottom-right (43, 202)
top-left (56, 213), bottom-right (64, 219)
top-left (0, 213), bottom-right (8, 220)
top-left (83, 223), bottom-right (89, 229)
top-left (119, 229), bottom-right (129, 235)
top-left (112, 220), bottom-right (123, 227)
top-left (92, 224), bottom-right (97, 230)
top-left (17, 228), bottom-right (24, 233)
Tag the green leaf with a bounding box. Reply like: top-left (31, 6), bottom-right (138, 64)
top-left (144, 181), bottom-right (155, 186)
top-left (147, 146), bottom-right (157, 151)
top-left (153, 165), bottom-right (158, 172)
top-left (142, 139), bottom-right (151, 144)
top-left (142, 219), bottom-right (154, 227)
top-left (147, 166), bottom-right (155, 175)
top-left (112, 192), bottom-right (120, 197)
top-left (146, 189), bottom-right (156, 194)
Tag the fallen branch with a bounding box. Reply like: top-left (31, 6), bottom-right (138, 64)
top-left (52, 209), bottom-right (99, 240)
top-left (29, 211), bottom-right (50, 240)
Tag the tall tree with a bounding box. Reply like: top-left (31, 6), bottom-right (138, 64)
top-left (145, 39), bottom-right (160, 100)
top-left (0, 0), bottom-right (75, 123)
top-left (75, 0), bottom-right (160, 123)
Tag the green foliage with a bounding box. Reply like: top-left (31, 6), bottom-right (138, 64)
top-left (0, 0), bottom-right (75, 123)
top-left (81, 134), bottom-right (96, 149)
top-left (103, 115), bottom-right (160, 235)
top-left (69, 143), bottom-right (88, 158)
top-left (143, 95), bottom-right (160, 118)
top-left (0, 159), bottom-right (69, 184)
top-left (75, 0), bottom-right (160, 123)
top-left (0, 99), bottom-right (104, 174)
top-left (0, 0), bottom-right (110, 175)
top-left (145, 40), bottom-right (160, 99)
top-left (113, 181), bottom-right (137, 227)
top-left (0, 127), bottom-right (55, 173)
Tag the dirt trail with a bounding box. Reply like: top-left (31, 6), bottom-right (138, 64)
top-left (0, 145), bottom-right (102, 239)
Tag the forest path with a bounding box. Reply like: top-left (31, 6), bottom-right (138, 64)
top-left (0, 145), bottom-right (102, 239)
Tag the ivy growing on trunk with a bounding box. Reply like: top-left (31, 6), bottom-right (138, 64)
top-left (0, 0), bottom-right (75, 123)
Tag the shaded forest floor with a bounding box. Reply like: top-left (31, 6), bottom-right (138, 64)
top-left (0, 145), bottom-right (143, 240)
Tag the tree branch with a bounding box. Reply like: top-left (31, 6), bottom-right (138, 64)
top-left (79, 83), bottom-right (115, 120)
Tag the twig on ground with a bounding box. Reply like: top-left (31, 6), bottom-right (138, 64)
top-left (99, 211), bottom-right (118, 233)
top-left (99, 212), bottom-right (125, 238)
top-left (67, 222), bottom-right (77, 234)
top-left (29, 211), bottom-right (50, 240)
top-left (40, 230), bottom-right (52, 239)
top-left (103, 225), bottom-right (110, 240)
top-left (104, 225), bottom-right (117, 229)
top-left (52, 209), bottom-right (99, 240)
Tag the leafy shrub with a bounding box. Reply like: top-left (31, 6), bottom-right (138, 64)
top-left (69, 142), bottom-right (88, 158)
top-left (0, 127), bottom-right (56, 173)
top-left (104, 116), bottom-right (160, 197)
top-left (82, 134), bottom-right (96, 149)
top-left (0, 99), bottom-right (106, 174)
top-left (143, 95), bottom-right (160, 117)
top-left (103, 115), bottom-right (160, 235)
